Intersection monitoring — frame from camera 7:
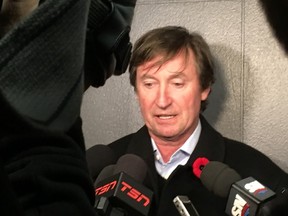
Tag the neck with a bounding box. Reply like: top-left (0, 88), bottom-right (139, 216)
top-left (152, 137), bottom-right (186, 163)
top-left (158, 144), bottom-right (182, 163)
top-left (149, 119), bottom-right (200, 163)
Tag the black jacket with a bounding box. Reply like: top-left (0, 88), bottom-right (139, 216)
top-left (108, 116), bottom-right (288, 216)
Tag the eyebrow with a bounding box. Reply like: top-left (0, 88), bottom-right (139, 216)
top-left (167, 71), bottom-right (185, 77)
top-left (139, 72), bottom-right (155, 81)
top-left (139, 70), bottom-right (186, 82)
top-left (166, 71), bottom-right (187, 80)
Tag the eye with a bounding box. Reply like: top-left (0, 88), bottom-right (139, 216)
top-left (174, 82), bottom-right (184, 86)
top-left (144, 82), bottom-right (153, 87)
top-left (172, 80), bottom-right (184, 88)
top-left (143, 80), bottom-right (156, 88)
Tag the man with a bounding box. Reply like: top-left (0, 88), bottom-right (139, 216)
top-left (104, 26), bottom-right (288, 215)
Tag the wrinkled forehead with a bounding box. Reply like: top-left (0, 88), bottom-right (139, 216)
top-left (136, 48), bottom-right (196, 76)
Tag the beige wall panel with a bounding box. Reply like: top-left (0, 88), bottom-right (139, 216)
top-left (244, 0), bottom-right (288, 171)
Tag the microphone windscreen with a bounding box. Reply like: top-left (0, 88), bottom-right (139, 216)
top-left (86, 144), bottom-right (117, 181)
top-left (200, 161), bottom-right (241, 198)
top-left (94, 164), bottom-right (115, 187)
top-left (113, 154), bottom-right (148, 183)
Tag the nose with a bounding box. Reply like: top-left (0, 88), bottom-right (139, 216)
top-left (156, 84), bottom-right (172, 109)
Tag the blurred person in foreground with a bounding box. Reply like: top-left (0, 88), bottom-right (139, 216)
top-left (0, 0), bottom-right (136, 215)
top-left (90, 26), bottom-right (288, 215)
top-left (258, 0), bottom-right (288, 56)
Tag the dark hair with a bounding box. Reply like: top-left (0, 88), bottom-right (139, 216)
top-left (129, 26), bottom-right (215, 111)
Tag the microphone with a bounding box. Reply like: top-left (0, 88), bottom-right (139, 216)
top-left (94, 154), bottom-right (153, 216)
top-left (173, 195), bottom-right (200, 216)
top-left (94, 164), bottom-right (126, 216)
top-left (171, 158), bottom-right (207, 216)
top-left (86, 144), bottom-right (117, 182)
top-left (113, 154), bottom-right (147, 183)
top-left (193, 158), bottom-right (276, 216)
top-left (94, 165), bottom-right (116, 188)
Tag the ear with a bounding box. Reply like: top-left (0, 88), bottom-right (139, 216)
top-left (201, 87), bottom-right (211, 101)
top-left (134, 87), bottom-right (140, 100)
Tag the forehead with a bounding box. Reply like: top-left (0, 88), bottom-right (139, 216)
top-left (137, 49), bottom-right (197, 77)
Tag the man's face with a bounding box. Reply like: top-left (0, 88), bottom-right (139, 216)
top-left (135, 49), bottom-right (210, 143)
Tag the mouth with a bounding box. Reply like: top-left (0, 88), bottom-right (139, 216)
top-left (156, 115), bottom-right (176, 120)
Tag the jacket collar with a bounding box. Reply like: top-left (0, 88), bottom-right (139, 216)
top-left (125, 115), bottom-right (226, 164)
top-left (123, 115), bottom-right (226, 203)
top-left (186, 115), bottom-right (226, 166)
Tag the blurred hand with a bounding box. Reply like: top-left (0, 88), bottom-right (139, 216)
top-left (0, 0), bottom-right (39, 36)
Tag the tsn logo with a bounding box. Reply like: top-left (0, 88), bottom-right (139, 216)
top-left (95, 180), bottom-right (117, 195)
top-left (95, 180), bottom-right (150, 207)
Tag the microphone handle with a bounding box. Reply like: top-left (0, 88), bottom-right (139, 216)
top-left (95, 196), bottom-right (126, 216)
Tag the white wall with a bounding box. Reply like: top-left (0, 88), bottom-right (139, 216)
top-left (81, 0), bottom-right (288, 172)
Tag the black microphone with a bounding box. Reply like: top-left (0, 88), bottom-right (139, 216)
top-left (86, 144), bottom-right (117, 182)
top-left (94, 164), bottom-right (127, 216)
top-left (94, 154), bottom-right (153, 216)
top-left (193, 158), bottom-right (276, 216)
top-left (112, 154), bottom-right (147, 183)
top-left (94, 165), bottom-right (116, 188)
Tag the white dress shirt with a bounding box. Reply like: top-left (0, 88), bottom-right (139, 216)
top-left (152, 120), bottom-right (202, 179)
